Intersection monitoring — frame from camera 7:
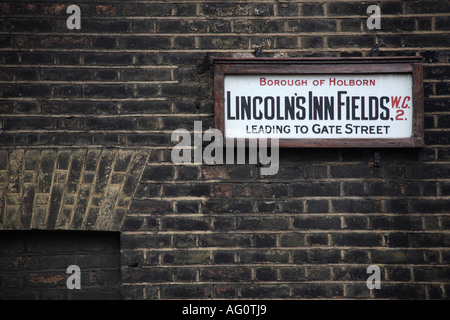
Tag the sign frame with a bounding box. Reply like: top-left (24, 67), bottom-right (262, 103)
top-left (214, 57), bottom-right (424, 148)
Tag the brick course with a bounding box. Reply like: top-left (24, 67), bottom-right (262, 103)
top-left (0, 0), bottom-right (449, 299)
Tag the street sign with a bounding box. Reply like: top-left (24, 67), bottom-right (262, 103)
top-left (214, 57), bottom-right (424, 148)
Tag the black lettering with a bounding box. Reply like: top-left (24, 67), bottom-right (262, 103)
top-left (226, 91), bottom-right (235, 120)
top-left (276, 96), bottom-right (283, 120)
top-left (295, 96), bottom-right (306, 120)
top-left (345, 123), bottom-right (353, 134)
top-left (264, 96), bottom-right (275, 120)
top-left (360, 96), bottom-right (368, 120)
top-left (337, 91), bottom-right (347, 121)
top-left (368, 96), bottom-right (379, 120)
top-left (313, 96), bottom-right (323, 120)
top-left (285, 96), bottom-right (295, 120)
top-left (253, 96), bottom-right (263, 120)
top-left (240, 96), bottom-right (251, 120)
top-left (312, 124), bottom-right (320, 134)
top-left (235, 96), bottom-right (240, 120)
top-left (380, 96), bottom-right (390, 120)
top-left (351, 96), bottom-right (360, 120)
top-left (346, 96), bottom-right (351, 120)
top-left (324, 96), bottom-right (334, 120)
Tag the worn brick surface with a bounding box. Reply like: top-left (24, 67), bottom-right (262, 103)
top-left (0, 231), bottom-right (120, 300)
top-left (0, 0), bottom-right (449, 300)
top-left (0, 149), bottom-right (149, 231)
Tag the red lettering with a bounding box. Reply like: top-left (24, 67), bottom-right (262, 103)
top-left (401, 96), bottom-right (411, 108)
top-left (391, 96), bottom-right (402, 108)
top-left (260, 78), bottom-right (307, 86)
top-left (396, 109), bottom-right (405, 120)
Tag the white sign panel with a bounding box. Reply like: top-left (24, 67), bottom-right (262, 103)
top-left (224, 74), bottom-right (413, 140)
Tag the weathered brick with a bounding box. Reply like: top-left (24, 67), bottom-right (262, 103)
top-left (340, 19), bottom-right (362, 32)
top-left (387, 232), bottom-right (411, 248)
top-left (212, 251), bottom-right (234, 264)
top-left (410, 233), bottom-right (450, 248)
top-left (66, 150), bottom-right (86, 194)
top-left (20, 186), bottom-right (35, 229)
top-left (199, 233), bottom-right (251, 248)
top-left (387, 266), bottom-right (412, 281)
top-left (199, 36), bottom-right (249, 50)
top-left (163, 250), bottom-right (211, 265)
top-left (342, 250), bottom-right (369, 264)
top-left (332, 233), bottom-right (383, 247)
top-left (162, 217), bottom-right (210, 231)
top-left (141, 166), bottom-right (174, 181)
top-left (288, 19), bottom-right (337, 32)
top-left (84, 53), bottom-right (133, 65)
top-left (294, 216), bottom-right (341, 230)
top-left (134, 183), bottom-right (160, 198)
top-left (201, 3), bottom-right (251, 17)
top-left (371, 216), bottom-right (422, 231)
top-left (306, 199), bottom-right (329, 213)
top-left (343, 216), bottom-right (368, 230)
top-left (122, 151), bottom-right (149, 197)
top-left (163, 183), bottom-right (211, 198)
top-left (345, 284), bottom-right (371, 298)
top-left (1, 0), bottom-right (449, 301)
top-left (241, 285), bottom-right (290, 298)
top-left (175, 200), bottom-right (200, 214)
top-left (292, 283), bottom-right (343, 298)
top-left (129, 199), bottom-right (172, 214)
top-left (309, 249), bottom-right (342, 263)
top-left (405, 1), bottom-right (450, 14)
top-left (204, 199), bottom-right (253, 214)
top-left (122, 234), bottom-right (170, 250)
top-left (237, 217), bottom-right (289, 231)
top-left (374, 284), bottom-right (426, 299)
top-left (332, 199), bottom-right (382, 213)
top-left (201, 267), bottom-right (251, 282)
top-left (327, 35), bottom-right (374, 48)
top-left (291, 182), bottom-right (340, 197)
top-left (121, 3), bottom-right (172, 17)
top-left (161, 284), bottom-right (212, 299)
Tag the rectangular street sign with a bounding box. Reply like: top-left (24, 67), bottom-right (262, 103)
top-left (214, 57), bottom-right (424, 148)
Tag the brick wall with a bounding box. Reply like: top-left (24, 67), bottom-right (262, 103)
top-left (0, 1), bottom-right (449, 300)
top-left (0, 231), bottom-right (120, 299)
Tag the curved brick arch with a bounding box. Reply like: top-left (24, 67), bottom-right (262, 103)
top-left (0, 148), bottom-right (149, 231)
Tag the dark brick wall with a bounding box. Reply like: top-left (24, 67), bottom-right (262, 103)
top-left (0, 231), bottom-right (120, 299)
top-left (0, 0), bottom-right (449, 299)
